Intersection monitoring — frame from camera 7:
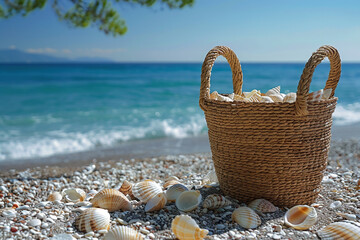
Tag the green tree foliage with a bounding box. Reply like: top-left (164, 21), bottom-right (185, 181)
top-left (0, 0), bottom-right (194, 36)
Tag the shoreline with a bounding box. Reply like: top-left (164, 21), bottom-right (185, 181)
top-left (0, 123), bottom-right (359, 172)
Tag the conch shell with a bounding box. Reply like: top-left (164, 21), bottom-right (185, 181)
top-left (145, 192), bottom-right (167, 212)
top-left (202, 194), bottom-right (232, 209)
top-left (248, 199), bottom-right (277, 213)
top-left (232, 207), bottom-right (261, 229)
top-left (119, 180), bottom-right (133, 197)
top-left (266, 86), bottom-right (281, 96)
top-left (171, 215), bottom-right (208, 240)
top-left (132, 180), bottom-right (162, 203)
top-left (175, 190), bottom-right (202, 212)
top-left (284, 205), bottom-right (317, 230)
top-left (75, 208), bottom-right (111, 233)
top-left (104, 226), bottom-right (143, 240)
top-left (202, 170), bottom-right (218, 185)
top-left (90, 189), bottom-right (132, 212)
top-left (317, 221), bottom-right (360, 240)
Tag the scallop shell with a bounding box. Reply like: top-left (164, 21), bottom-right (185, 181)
top-left (104, 226), bottom-right (143, 240)
top-left (309, 89), bottom-right (323, 102)
top-left (232, 207), bottom-right (261, 229)
top-left (260, 96), bottom-right (274, 103)
top-left (176, 190), bottom-right (202, 212)
top-left (163, 180), bottom-right (181, 189)
top-left (165, 176), bottom-right (180, 182)
top-left (132, 180), bottom-right (162, 203)
top-left (90, 189), bottom-right (132, 212)
top-left (48, 192), bottom-right (62, 202)
top-left (62, 188), bottom-right (86, 203)
top-left (269, 94), bottom-right (284, 103)
top-left (171, 215), bottom-right (209, 240)
top-left (145, 192), bottom-right (167, 212)
top-left (119, 180), bottom-right (133, 196)
top-left (283, 92), bottom-right (297, 103)
top-left (202, 170), bottom-right (218, 184)
top-left (166, 184), bottom-right (188, 202)
top-left (317, 221), bottom-right (360, 240)
top-left (284, 205), bottom-right (317, 230)
top-left (322, 88), bottom-right (332, 100)
top-left (202, 194), bottom-right (232, 209)
top-left (266, 86), bottom-right (281, 96)
top-left (248, 199), bottom-right (277, 213)
top-left (75, 208), bottom-right (111, 233)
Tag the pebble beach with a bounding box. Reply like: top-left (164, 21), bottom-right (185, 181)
top-left (0, 138), bottom-right (359, 240)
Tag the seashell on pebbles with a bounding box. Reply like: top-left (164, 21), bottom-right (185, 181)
top-left (75, 208), bottom-right (111, 233)
top-left (248, 199), bottom-right (277, 213)
top-left (104, 226), bottom-right (143, 240)
top-left (48, 192), bottom-right (62, 202)
top-left (145, 192), bottom-right (167, 212)
top-left (90, 189), bottom-right (132, 212)
top-left (165, 184), bottom-right (188, 202)
top-left (317, 221), bottom-right (360, 240)
top-left (175, 190), bottom-right (202, 212)
top-left (132, 180), bottom-right (163, 203)
top-left (232, 206), bottom-right (261, 229)
top-left (202, 194), bottom-right (232, 209)
top-left (171, 215), bottom-right (208, 240)
top-left (119, 180), bottom-right (133, 197)
top-left (284, 205), bottom-right (317, 230)
top-left (62, 188), bottom-right (86, 203)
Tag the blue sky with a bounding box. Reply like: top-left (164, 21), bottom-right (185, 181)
top-left (0, 0), bottom-right (359, 62)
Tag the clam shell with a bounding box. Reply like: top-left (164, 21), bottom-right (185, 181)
top-left (132, 180), bottom-right (162, 203)
top-left (266, 86), bottom-right (281, 96)
top-left (104, 226), bottom-right (143, 240)
top-left (248, 199), bottom-right (277, 213)
top-left (283, 92), bottom-right (297, 103)
top-left (309, 89), bottom-right (323, 102)
top-left (203, 170), bottom-right (218, 185)
top-left (202, 194), bottom-right (232, 209)
top-left (48, 192), bottom-right (62, 202)
top-left (284, 205), bottom-right (317, 230)
top-left (317, 221), bottom-right (360, 240)
top-left (166, 184), bottom-right (188, 202)
top-left (269, 94), bottom-right (284, 103)
top-left (163, 180), bottom-right (181, 189)
top-left (62, 188), bottom-right (86, 203)
top-left (176, 190), bottom-right (202, 212)
top-left (322, 88), bottom-right (332, 100)
top-left (119, 180), bottom-right (133, 196)
top-left (232, 207), bottom-right (261, 229)
top-left (90, 189), bottom-right (132, 212)
top-left (145, 192), bottom-right (167, 212)
top-left (171, 215), bottom-right (208, 240)
top-left (75, 208), bottom-right (111, 233)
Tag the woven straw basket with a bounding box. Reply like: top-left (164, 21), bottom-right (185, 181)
top-left (200, 45), bottom-right (341, 207)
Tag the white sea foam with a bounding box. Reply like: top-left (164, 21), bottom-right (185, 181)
top-left (333, 102), bottom-right (360, 125)
top-left (0, 115), bottom-right (207, 161)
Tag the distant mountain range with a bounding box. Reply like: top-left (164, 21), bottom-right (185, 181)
top-left (0, 49), bottom-right (115, 63)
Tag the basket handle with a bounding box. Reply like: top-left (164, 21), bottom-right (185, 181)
top-left (199, 46), bottom-right (243, 111)
top-left (295, 45), bottom-right (341, 116)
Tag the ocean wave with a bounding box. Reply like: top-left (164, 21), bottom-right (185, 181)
top-left (0, 116), bottom-right (207, 161)
top-left (333, 102), bottom-right (360, 125)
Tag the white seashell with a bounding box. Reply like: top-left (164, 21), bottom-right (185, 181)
top-left (233, 94), bottom-right (245, 101)
top-left (62, 188), bottom-right (86, 203)
top-left (119, 180), bottom-right (133, 197)
top-left (202, 170), bottom-right (218, 184)
top-left (48, 192), bottom-right (62, 202)
top-left (176, 190), bottom-right (202, 212)
top-left (217, 94), bottom-right (233, 102)
top-left (202, 194), bottom-right (232, 209)
top-left (209, 91), bottom-right (219, 100)
top-left (171, 215), bottom-right (208, 240)
top-left (232, 207), bottom-right (261, 229)
top-left (104, 226), bottom-right (143, 240)
top-left (163, 179), bottom-right (181, 189)
top-left (309, 89), bottom-right (323, 102)
top-left (75, 208), bottom-right (111, 233)
top-left (284, 205), bottom-right (317, 230)
top-left (322, 88), bottom-right (332, 100)
top-left (248, 199), bottom-right (277, 213)
top-left (283, 92), bottom-right (297, 103)
top-left (132, 180), bottom-right (162, 203)
top-left (228, 93), bottom-right (235, 100)
top-left (280, 93), bottom-right (286, 98)
top-left (269, 94), bottom-right (284, 103)
top-left (90, 189), bottom-right (132, 212)
top-left (166, 184), bottom-right (188, 202)
top-left (145, 192), bottom-right (167, 212)
top-left (260, 96), bottom-right (274, 103)
top-left (165, 176), bottom-right (180, 182)
top-left (317, 221), bottom-right (360, 240)
top-left (266, 86), bottom-right (281, 96)
top-left (244, 90), bottom-right (262, 102)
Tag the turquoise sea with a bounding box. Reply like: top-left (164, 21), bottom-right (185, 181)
top-left (0, 63), bottom-right (360, 161)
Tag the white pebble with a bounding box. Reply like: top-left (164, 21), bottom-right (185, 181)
top-left (148, 233), bottom-right (155, 239)
top-left (98, 229), bottom-right (108, 234)
top-left (330, 201), bottom-right (342, 209)
top-left (272, 233), bottom-right (281, 240)
top-left (37, 212), bottom-right (46, 219)
top-left (85, 231), bottom-right (94, 237)
top-left (41, 222), bottom-right (49, 229)
top-left (51, 233), bottom-right (75, 240)
top-left (30, 229), bottom-right (40, 235)
top-left (28, 218), bottom-right (41, 227)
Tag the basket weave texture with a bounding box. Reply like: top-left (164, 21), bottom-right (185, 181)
top-left (200, 45), bottom-right (341, 207)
